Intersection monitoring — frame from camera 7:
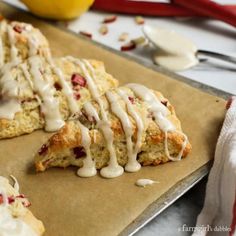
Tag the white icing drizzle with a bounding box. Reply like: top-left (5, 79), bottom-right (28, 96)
top-left (0, 177), bottom-right (37, 236)
top-left (116, 88), bottom-right (144, 172)
top-left (83, 100), bottom-right (124, 178)
top-left (0, 20), bottom-right (7, 67)
top-left (28, 36), bottom-right (39, 57)
top-left (46, 54), bottom-right (79, 115)
top-left (1, 71), bottom-right (18, 97)
top-left (0, 207), bottom-right (37, 236)
top-left (135, 178), bottom-right (158, 187)
top-left (0, 59), bottom-right (23, 120)
top-left (65, 57), bottom-right (123, 178)
top-left (10, 175), bottom-right (19, 192)
top-left (106, 90), bottom-right (141, 172)
top-left (126, 83), bottom-right (188, 161)
top-left (0, 98), bottom-right (21, 119)
top-left (76, 121), bottom-right (97, 177)
top-left (7, 25), bottom-right (18, 61)
top-left (28, 56), bottom-right (64, 131)
top-left (76, 59), bottom-right (123, 178)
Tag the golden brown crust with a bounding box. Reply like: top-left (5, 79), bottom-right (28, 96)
top-left (35, 87), bottom-right (191, 172)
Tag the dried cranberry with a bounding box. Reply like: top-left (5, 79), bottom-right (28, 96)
top-left (161, 100), bottom-right (168, 107)
top-left (103, 15), bottom-right (117, 24)
top-left (71, 73), bottom-right (86, 87)
top-left (13, 25), bottom-right (22, 33)
top-left (79, 31), bottom-right (92, 39)
top-left (73, 147), bottom-right (86, 159)
top-left (74, 92), bottom-right (81, 100)
top-left (121, 42), bottom-right (136, 51)
top-left (38, 144), bottom-right (48, 156)
top-left (8, 196), bottom-right (15, 204)
top-left (128, 96), bottom-right (135, 104)
top-left (0, 194), bottom-right (3, 204)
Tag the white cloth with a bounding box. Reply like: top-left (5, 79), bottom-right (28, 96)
top-left (193, 97), bottom-right (236, 236)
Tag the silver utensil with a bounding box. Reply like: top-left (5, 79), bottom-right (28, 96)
top-left (143, 25), bottom-right (236, 67)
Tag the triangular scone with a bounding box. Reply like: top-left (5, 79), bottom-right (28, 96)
top-left (0, 55), bottom-right (118, 139)
top-left (0, 176), bottom-right (44, 235)
top-left (35, 84), bottom-right (191, 178)
top-left (0, 18), bottom-right (50, 66)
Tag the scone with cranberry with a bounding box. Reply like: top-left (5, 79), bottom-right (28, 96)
top-left (35, 84), bottom-right (191, 178)
top-left (0, 55), bottom-right (118, 139)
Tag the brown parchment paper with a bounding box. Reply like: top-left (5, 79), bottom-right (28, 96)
top-left (0, 3), bottom-right (227, 236)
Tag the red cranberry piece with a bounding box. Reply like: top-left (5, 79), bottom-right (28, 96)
top-left (0, 194), bottom-right (3, 204)
top-left (128, 96), bottom-right (135, 104)
top-left (121, 42), bottom-right (136, 51)
top-left (74, 92), bottom-right (81, 100)
top-left (8, 196), bottom-right (15, 204)
top-left (73, 147), bottom-right (86, 159)
top-left (71, 73), bottom-right (86, 87)
top-left (38, 144), bottom-right (48, 156)
top-left (13, 25), bottom-right (23, 33)
top-left (103, 15), bottom-right (117, 24)
top-left (79, 31), bottom-right (92, 39)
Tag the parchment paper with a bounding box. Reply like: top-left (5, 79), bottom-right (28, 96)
top-left (0, 3), bottom-right (226, 236)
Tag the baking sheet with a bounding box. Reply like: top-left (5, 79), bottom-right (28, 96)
top-left (0, 2), bottom-right (227, 236)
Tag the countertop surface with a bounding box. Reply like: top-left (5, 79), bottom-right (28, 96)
top-left (3, 0), bottom-right (236, 235)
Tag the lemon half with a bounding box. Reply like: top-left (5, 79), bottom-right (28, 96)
top-left (21, 0), bottom-right (94, 20)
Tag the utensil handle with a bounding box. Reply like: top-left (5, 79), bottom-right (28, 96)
top-left (173, 0), bottom-right (236, 27)
top-left (198, 50), bottom-right (236, 65)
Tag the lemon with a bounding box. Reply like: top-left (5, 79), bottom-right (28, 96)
top-left (21, 0), bottom-right (94, 20)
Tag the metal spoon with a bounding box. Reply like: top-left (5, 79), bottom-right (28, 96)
top-left (143, 25), bottom-right (236, 69)
top-left (197, 50), bottom-right (236, 65)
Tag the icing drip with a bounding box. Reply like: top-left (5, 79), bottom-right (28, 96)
top-left (126, 83), bottom-right (188, 161)
top-left (106, 90), bottom-right (141, 172)
top-left (83, 100), bottom-right (124, 178)
top-left (0, 178), bottom-right (37, 236)
top-left (46, 54), bottom-right (79, 115)
top-left (28, 56), bottom-right (65, 131)
top-left (0, 98), bottom-right (21, 119)
top-left (10, 175), bottom-right (19, 192)
top-left (28, 36), bottom-right (39, 57)
top-left (0, 207), bottom-right (37, 236)
top-left (135, 179), bottom-right (157, 187)
top-left (7, 25), bottom-right (18, 61)
top-left (117, 88), bottom-right (144, 172)
top-left (0, 20), bottom-right (7, 67)
top-left (75, 58), bottom-right (123, 178)
top-left (76, 121), bottom-right (97, 177)
top-left (0, 59), bottom-right (23, 119)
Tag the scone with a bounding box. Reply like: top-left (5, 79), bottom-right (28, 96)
top-left (0, 18), bottom-right (50, 67)
top-left (0, 55), bottom-right (118, 139)
top-left (35, 84), bottom-right (191, 178)
top-left (0, 176), bottom-right (44, 235)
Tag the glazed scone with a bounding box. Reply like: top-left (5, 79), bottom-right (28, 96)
top-left (0, 18), bottom-right (50, 67)
top-left (35, 84), bottom-right (191, 178)
top-left (0, 176), bottom-right (44, 235)
top-left (0, 55), bottom-right (118, 139)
